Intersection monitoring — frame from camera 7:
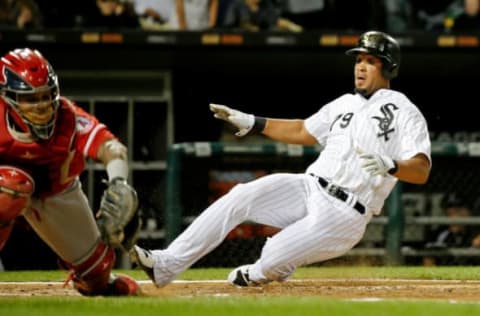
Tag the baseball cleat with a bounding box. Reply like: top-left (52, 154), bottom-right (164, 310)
top-left (227, 264), bottom-right (258, 287)
top-left (130, 245), bottom-right (157, 285)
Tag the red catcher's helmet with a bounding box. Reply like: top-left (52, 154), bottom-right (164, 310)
top-left (0, 48), bottom-right (60, 140)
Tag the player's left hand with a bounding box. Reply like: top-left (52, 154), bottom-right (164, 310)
top-left (357, 149), bottom-right (396, 176)
top-left (209, 103), bottom-right (255, 137)
top-left (96, 178), bottom-right (139, 250)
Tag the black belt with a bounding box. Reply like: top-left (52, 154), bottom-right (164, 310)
top-left (310, 174), bottom-right (365, 215)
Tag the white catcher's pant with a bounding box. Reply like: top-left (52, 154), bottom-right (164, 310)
top-left (151, 173), bottom-right (371, 286)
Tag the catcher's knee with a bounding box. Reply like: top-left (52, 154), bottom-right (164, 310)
top-left (65, 241), bottom-right (116, 296)
top-left (0, 166), bottom-right (34, 250)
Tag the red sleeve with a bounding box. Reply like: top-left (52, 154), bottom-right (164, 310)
top-left (72, 104), bottom-right (116, 160)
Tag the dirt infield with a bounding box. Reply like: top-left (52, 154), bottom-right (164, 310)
top-left (2, 279), bottom-right (480, 301)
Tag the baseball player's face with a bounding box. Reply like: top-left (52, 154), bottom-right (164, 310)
top-left (354, 53), bottom-right (389, 96)
top-left (17, 90), bottom-right (55, 125)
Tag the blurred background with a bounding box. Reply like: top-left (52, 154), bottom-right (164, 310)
top-left (1, 0), bottom-right (480, 270)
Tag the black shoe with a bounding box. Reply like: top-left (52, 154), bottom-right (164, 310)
top-left (227, 265), bottom-right (256, 287)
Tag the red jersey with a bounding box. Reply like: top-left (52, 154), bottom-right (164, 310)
top-left (0, 97), bottom-right (115, 197)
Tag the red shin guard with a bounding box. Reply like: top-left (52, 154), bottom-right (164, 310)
top-left (67, 242), bottom-right (115, 296)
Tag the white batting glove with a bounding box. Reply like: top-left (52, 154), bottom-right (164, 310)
top-left (209, 103), bottom-right (255, 137)
top-left (357, 149), bottom-right (397, 177)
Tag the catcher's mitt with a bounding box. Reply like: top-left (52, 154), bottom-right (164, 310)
top-left (96, 177), bottom-right (139, 250)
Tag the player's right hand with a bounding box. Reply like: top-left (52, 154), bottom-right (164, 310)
top-left (209, 103), bottom-right (255, 137)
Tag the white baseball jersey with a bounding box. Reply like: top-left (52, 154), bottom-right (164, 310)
top-left (147, 88), bottom-right (431, 287)
top-left (305, 88), bottom-right (431, 215)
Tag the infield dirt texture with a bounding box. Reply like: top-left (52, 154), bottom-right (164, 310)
top-left (2, 278), bottom-right (480, 302)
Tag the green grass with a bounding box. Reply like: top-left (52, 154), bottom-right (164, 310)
top-left (1, 296), bottom-right (480, 316)
top-left (2, 266), bottom-right (480, 282)
top-left (2, 266), bottom-right (480, 316)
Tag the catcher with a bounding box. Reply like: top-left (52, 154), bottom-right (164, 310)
top-left (0, 48), bottom-right (141, 296)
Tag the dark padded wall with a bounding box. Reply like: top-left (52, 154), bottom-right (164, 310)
top-left (1, 34), bottom-right (477, 143)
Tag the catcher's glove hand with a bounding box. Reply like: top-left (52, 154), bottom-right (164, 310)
top-left (96, 177), bottom-right (139, 250)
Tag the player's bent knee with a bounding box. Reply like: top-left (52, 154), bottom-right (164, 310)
top-left (0, 165), bottom-right (35, 219)
top-left (0, 166), bottom-right (35, 250)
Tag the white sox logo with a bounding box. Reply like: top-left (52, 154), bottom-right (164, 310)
top-left (372, 103), bottom-right (398, 141)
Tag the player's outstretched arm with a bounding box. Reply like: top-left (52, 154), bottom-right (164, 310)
top-left (262, 118), bottom-right (317, 145)
top-left (209, 103), bottom-right (317, 145)
top-left (209, 103), bottom-right (262, 137)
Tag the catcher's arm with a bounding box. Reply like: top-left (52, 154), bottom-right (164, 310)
top-left (95, 139), bottom-right (141, 251)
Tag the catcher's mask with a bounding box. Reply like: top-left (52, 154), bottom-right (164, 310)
top-left (0, 48), bottom-right (60, 140)
top-left (346, 30), bottom-right (401, 80)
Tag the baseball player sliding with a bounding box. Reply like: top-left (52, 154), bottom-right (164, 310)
top-left (131, 30), bottom-right (432, 287)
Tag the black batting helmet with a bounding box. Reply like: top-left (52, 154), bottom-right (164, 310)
top-left (346, 30), bottom-right (401, 80)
